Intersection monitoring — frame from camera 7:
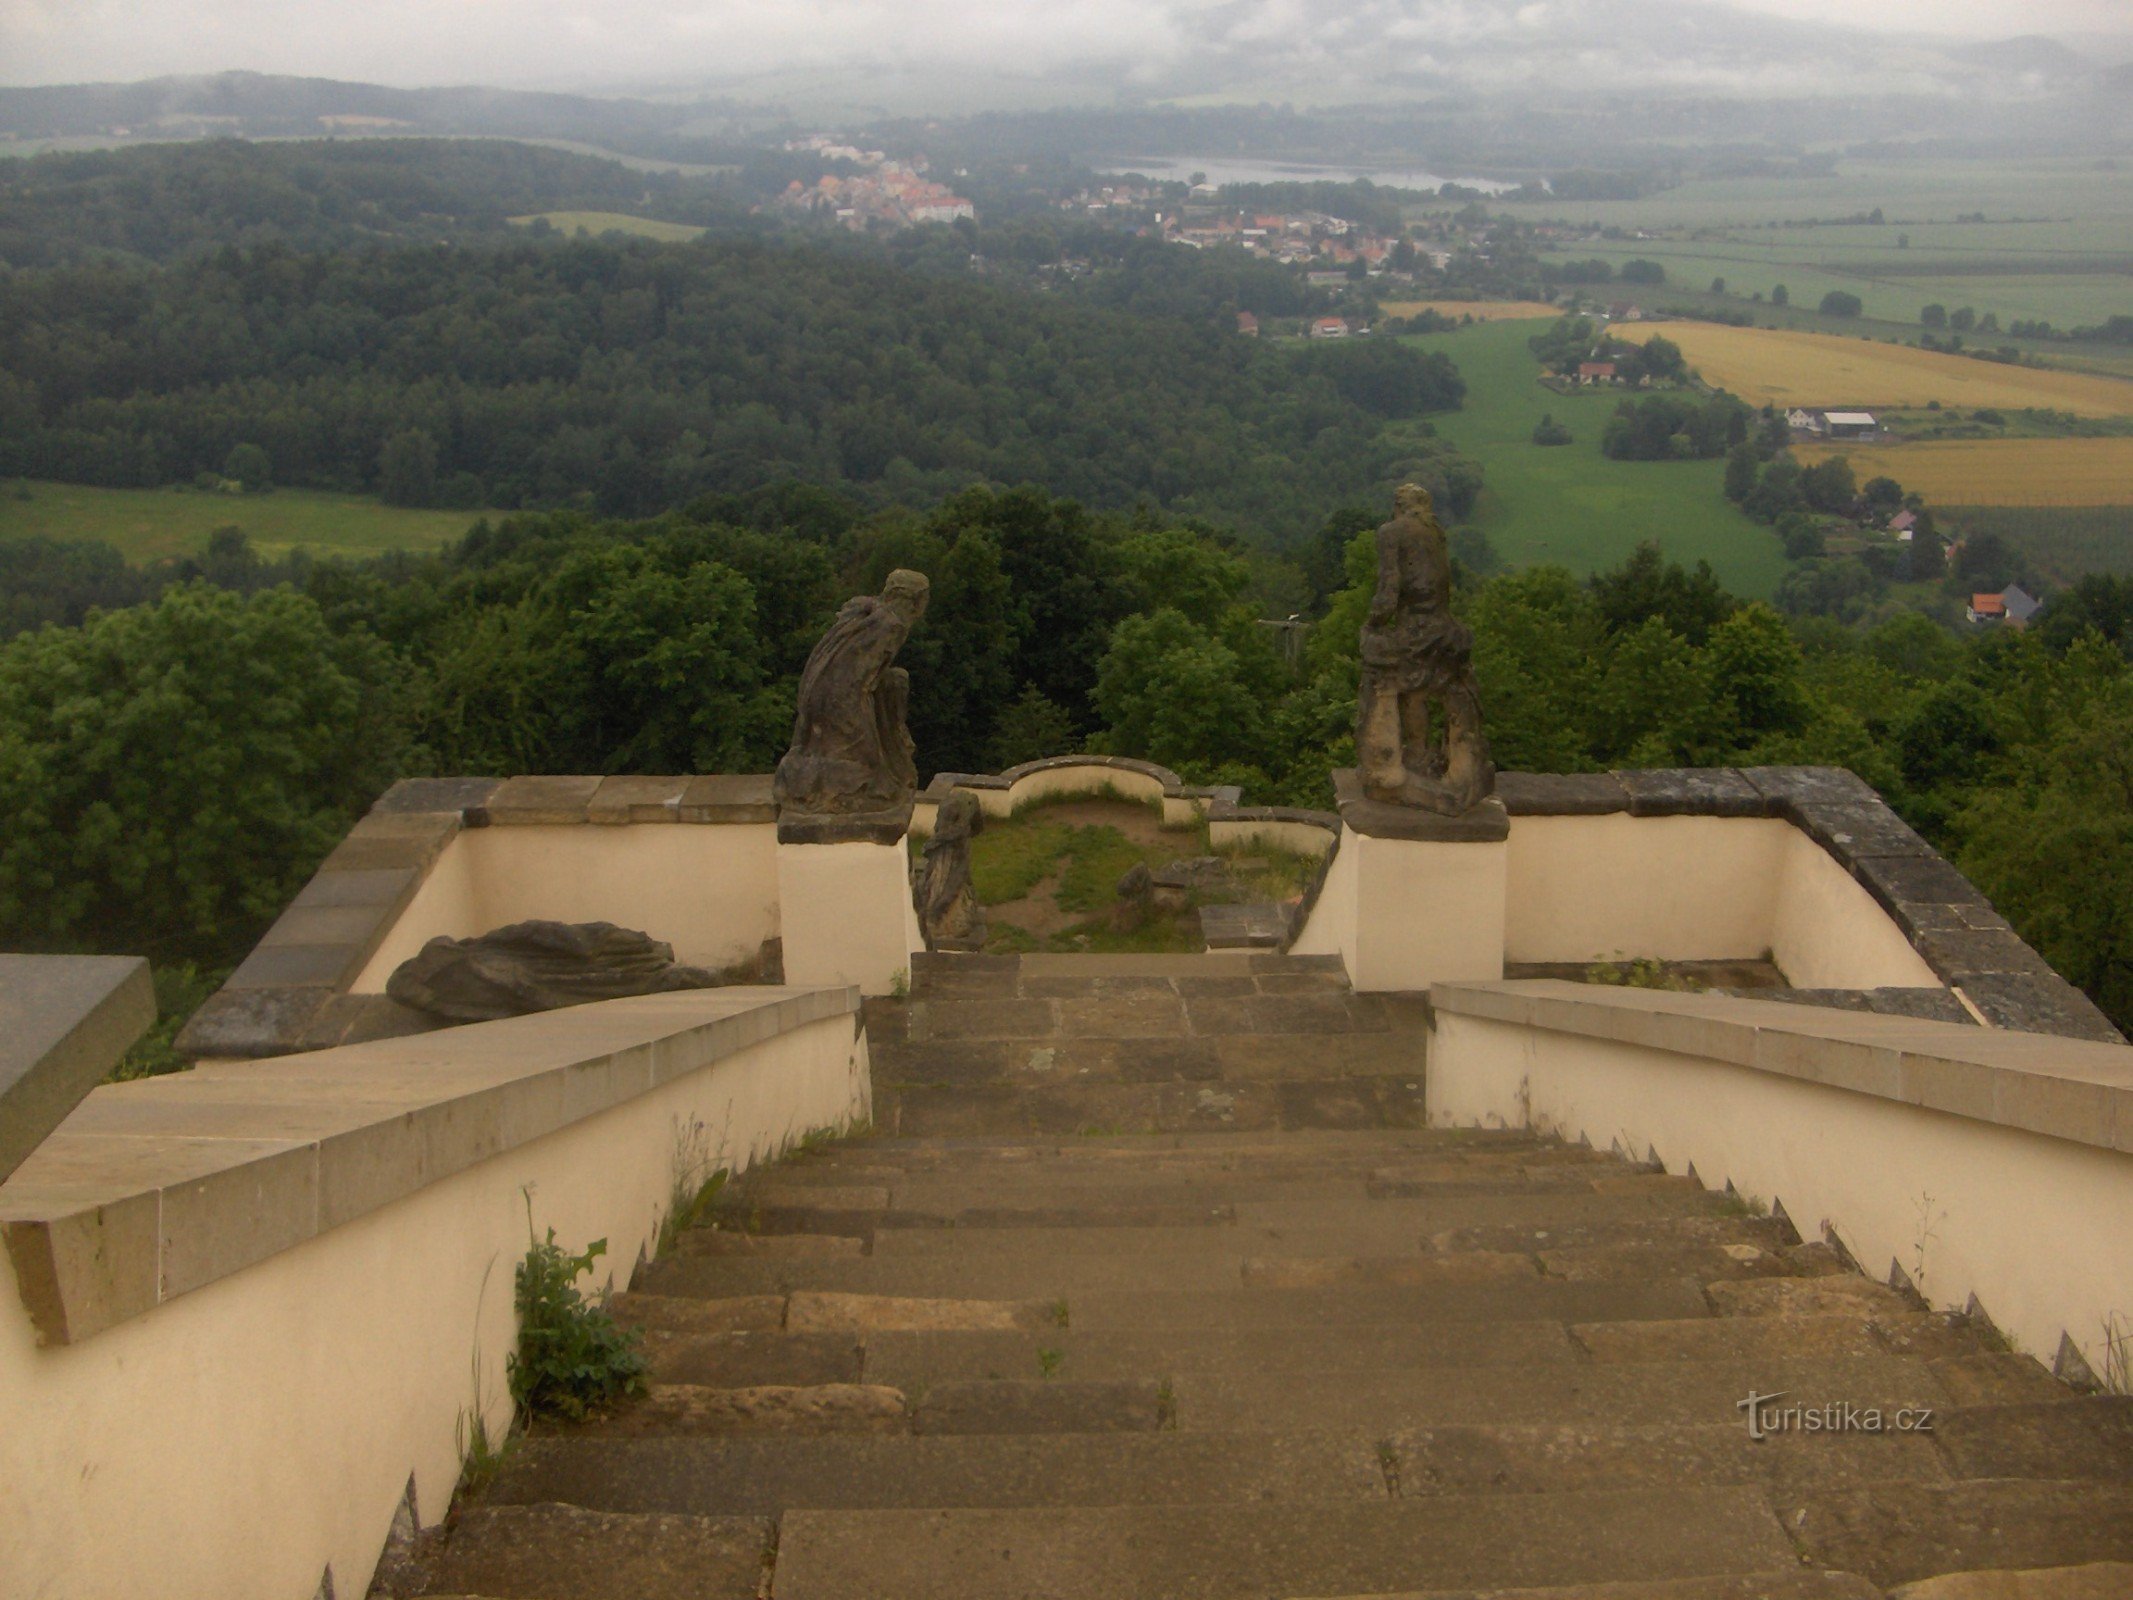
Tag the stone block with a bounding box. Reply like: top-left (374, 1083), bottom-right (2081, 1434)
top-left (1958, 972), bottom-right (2125, 1044)
top-left (290, 864), bottom-right (420, 911)
top-left (1200, 903), bottom-right (1287, 948)
top-left (674, 772), bottom-right (776, 823)
top-left (1495, 771), bottom-right (1631, 815)
top-left (1794, 801), bottom-right (1936, 861)
top-left (172, 985), bottom-right (334, 1059)
top-left (482, 774), bottom-right (602, 824)
top-left (0, 1186), bottom-right (161, 1344)
top-left (1739, 764), bottom-right (1879, 811)
top-left (1333, 771), bottom-right (1510, 841)
top-left (158, 1140), bottom-right (319, 1299)
top-left (0, 954), bottom-right (154, 1185)
top-left (1612, 767), bottom-right (1768, 817)
top-left (1914, 929), bottom-right (2055, 982)
top-left (588, 775), bottom-right (690, 823)
top-left (370, 776), bottom-right (503, 815)
top-left (223, 941), bottom-right (368, 991)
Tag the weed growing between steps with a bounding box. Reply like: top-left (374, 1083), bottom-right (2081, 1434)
top-left (508, 1225), bottom-right (647, 1423)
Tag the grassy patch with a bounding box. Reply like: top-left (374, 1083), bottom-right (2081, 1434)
top-left (1406, 319), bottom-right (1786, 598)
top-left (970, 820), bottom-right (1075, 905)
top-left (0, 479), bottom-right (490, 563)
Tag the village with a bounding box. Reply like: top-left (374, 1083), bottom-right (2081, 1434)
top-left (769, 135), bottom-right (975, 230)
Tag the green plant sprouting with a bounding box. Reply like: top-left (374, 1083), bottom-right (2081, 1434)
top-left (507, 1209), bottom-right (648, 1423)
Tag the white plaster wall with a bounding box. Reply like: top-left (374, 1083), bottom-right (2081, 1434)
top-left (777, 839), bottom-right (922, 995)
top-left (352, 824), bottom-right (780, 991)
top-left (1429, 1011), bottom-right (2133, 1375)
top-left (1771, 827), bottom-right (1940, 990)
top-left (1290, 830), bottom-right (1506, 992)
top-left (1505, 814), bottom-right (1789, 965)
top-left (0, 1011), bottom-right (867, 1600)
top-left (1289, 830), bottom-right (1358, 972)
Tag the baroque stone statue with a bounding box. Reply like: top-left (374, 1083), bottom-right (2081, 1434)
top-left (774, 569), bottom-right (930, 841)
top-left (386, 920), bottom-right (721, 1023)
top-left (912, 789), bottom-right (987, 951)
top-left (1356, 483), bottom-right (1494, 814)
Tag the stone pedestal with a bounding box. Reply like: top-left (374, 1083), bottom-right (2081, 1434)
top-left (1292, 772), bottom-right (1509, 993)
top-left (776, 835), bottom-right (922, 995)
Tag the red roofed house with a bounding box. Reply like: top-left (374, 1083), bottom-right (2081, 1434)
top-left (1236, 311), bottom-right (1260, 337)
top-left (1578, 361), bottom-right (1618, 384)
top-left (1311, 316), bottom-right (1349, 339)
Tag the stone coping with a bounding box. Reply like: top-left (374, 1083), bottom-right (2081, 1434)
top-left (1492, 765), bottom-right (2122, 1046)
top-left (2, 985), bottom-right (858, 1346)
top-left (174, 774), bottom-right (778, 1062)
top-left (1332, 769), bottom-right (1511, 842)
top-left (1432, 979), bottom-right (2133, 1157)
top-left (918, 754), bottom-right (1341, 837)
top-left (1, 956), bottom-right (156, 1186)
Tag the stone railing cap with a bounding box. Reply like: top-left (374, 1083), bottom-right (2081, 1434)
top-left (3, 985), bottom-right (858, 1346)
top-left (0, 955), bottom-right (156, 1186)
top-left (1433, 979), bottom-right (2133, 1156)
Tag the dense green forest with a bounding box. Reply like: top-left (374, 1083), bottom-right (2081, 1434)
top-left (0, 228), bottom-right (1469, 541)
top-left (6, 485), bottom-right (2133, 1039)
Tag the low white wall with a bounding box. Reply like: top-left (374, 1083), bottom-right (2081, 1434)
top-left (777, 839), bottom-right (923, 996)
top-left (1504, 814), bottom-right (1936, 988)
top-left (352, 824), bottom-right (780, 990)
top-left (1429, 1004), bottom-right (2133, 1376)
top-left (1208, 817), bottom-right (1337, 859)
top-left (0, 1008), bottom-right (865, 1600)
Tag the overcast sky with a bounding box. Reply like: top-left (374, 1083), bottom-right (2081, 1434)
top-left (3, 0), bottom-right (2128, 90)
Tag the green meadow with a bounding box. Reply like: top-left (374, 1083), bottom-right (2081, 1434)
top-left (0, 481), bottom-right (489, 563)
top-left (1408, 319), bottom-right (1788, 600)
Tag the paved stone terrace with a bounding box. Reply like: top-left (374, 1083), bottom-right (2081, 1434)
top-left (383, 955), bottom-right (2133, 1600)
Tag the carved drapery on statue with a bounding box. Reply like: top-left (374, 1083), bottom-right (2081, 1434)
top-left (386, 921), bottom-right (722, 1023)
top-left (1355, 483), bottom-right (1495, 815)
top-left (913, 789), bottom-right (987, 951)
top-left (774, 569), bottom-right (930, 843)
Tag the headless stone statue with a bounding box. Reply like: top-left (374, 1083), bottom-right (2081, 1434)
top-left (912, 789), bottom-right (987, 951)
top-left (774, 570), bottom-right (930, 842)
top-left (1356, 483), bottom-right (1495, 814)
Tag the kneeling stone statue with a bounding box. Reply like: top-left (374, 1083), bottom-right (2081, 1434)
top-left (1356, 483), bottom-right (1495, 815)
top-left (774, 569), bottom-right (930, 842)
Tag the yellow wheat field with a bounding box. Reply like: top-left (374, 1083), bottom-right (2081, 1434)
top-left (1380, 300), bottom-right (1561, 322)
top-left (1793, 439), bottom-right (2133, 506)
top-left (1612, 324), bottom-right (2133, 418)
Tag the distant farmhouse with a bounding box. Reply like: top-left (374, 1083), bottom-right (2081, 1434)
top-left (1577, 360), bottom-right (1619, 385)
top-left (1969, 585), bottom-right (2041, 626)
top-left (1310, 316), bottom-right (1350, 339)
top-left (1789, 408), bottom-right (1882, 441)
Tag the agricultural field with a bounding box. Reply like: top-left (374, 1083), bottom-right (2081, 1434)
top-left (1407, 318), bottom-right (1787, 598)
top-left (1939, 507), bottom-right (2133, 585)
top-left (1612, 324), bottom-right (2133, 417)
top-left (0, 481), bottom-right (490, 563)
top-left (1379, 300), bottom-right (1559, 322)
top-left (509, 211), bottom-right (707, 241)
top-left (1793, 439), bottom-right (2133, 508)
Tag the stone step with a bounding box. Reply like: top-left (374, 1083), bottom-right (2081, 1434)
top-left (411, 1503), bottom-right (771, 1600)
top-left (766, 1487), bottom-right (1800, 1599)
top-left (569, 1376), bottom-right (1167, 1438)
top-left (1167, 1353), bottom-right (1953, 1434)
top-left (878, 1077), bottom-right (1432, 1136)
top-left (805, 1128), bottom-right (1540, 1158)
top-left (1573, 1311), bottom-right (1976, 1365)
top-left (870, 1031), bottom-right (1427, 1085)
top-left (487, 1430), bottom-right (1388, 1516)
top-left (1061, 1277), bottom-right (1719, 1333)
top-left (900, 993), bottom-right (1414, 1046)
top-left (1783, 1480), bottom-right (2133, 1590)
top-left (1312, 1575), bottom-right (1883, 1600)
top-left (856, 1320), bottom-right (1585, 1386)
top-left (1888, 1564), bottom-right (2133, 1599)
top-left (1930, 1397), bottom-right (2133, 1479)
top-left (1384, 1415), bottom-right (1946, 1501)
top-left (773, 1141), bottom-right (1606, 1185)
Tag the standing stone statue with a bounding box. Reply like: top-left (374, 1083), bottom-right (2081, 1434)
top-left (912, 789), bottom-right (987, 951)
top-left (774, 570), bottom-right (930, 841)
top-left (1356, 483), bottom-right (1495, 814)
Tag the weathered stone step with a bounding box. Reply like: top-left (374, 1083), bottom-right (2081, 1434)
top-left (766, 1487), bottom-right (1799, 1599)
top-left (858, 1320), bottom-right (1582, 1387)
top-left (1320, 1574), bottom-right (1883, 1600)
top-left (870, 1032), bottom-right (1425, 1084)
top-left (1783, 1480), bottom-right (2133, 1589)
top-left (411, 1503), bottom-right (771, 1600)
top-left (1061, 1277), bottom-right (1717, 1333)
top-left (1169, 1353), bottom-right (1953, 1433)
top-left (800, 1128), bottom-right (1538, 1157)
top-left (898, 991), bottom-right (1412, 1044)
top-left (1888, 1564), bottom-right (2133, 1599)
top-left (1426, 1214), bottom-right (1800, 1256)
top-left (487, 1430), bottom-right (1387, 1516)
top-left (572, 1378), bottom-right (1162, 1438)
top-left (1573, 1311), bottom-right (1978, 1365)
top-left (1385, 1415), bottom-right (1946, 1500)
top-left (877, 1077), bottom-right (1431, 1137)
top-left (1931, 1397), bottom-right (2133, 1478)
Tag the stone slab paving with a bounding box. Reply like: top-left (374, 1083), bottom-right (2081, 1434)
top-left (390, 955), bottom-right (2133, 1600)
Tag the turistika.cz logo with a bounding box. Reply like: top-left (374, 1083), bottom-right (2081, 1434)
top-left (1736, 1390), bottom-right (1935, 1441)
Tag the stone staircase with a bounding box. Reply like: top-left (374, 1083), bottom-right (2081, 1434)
top-left (383, 954), bottom-right (2133, 1600)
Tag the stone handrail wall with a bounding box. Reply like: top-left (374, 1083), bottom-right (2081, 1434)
top-left (0, 985), bottom-right (866, 1600)
top-left (0, 955), bottom-right (155, 1185)
top-left (176, 775), bottom-right (778, 1061)
top-left (1429, 978), bottom-right (2133, 1385)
